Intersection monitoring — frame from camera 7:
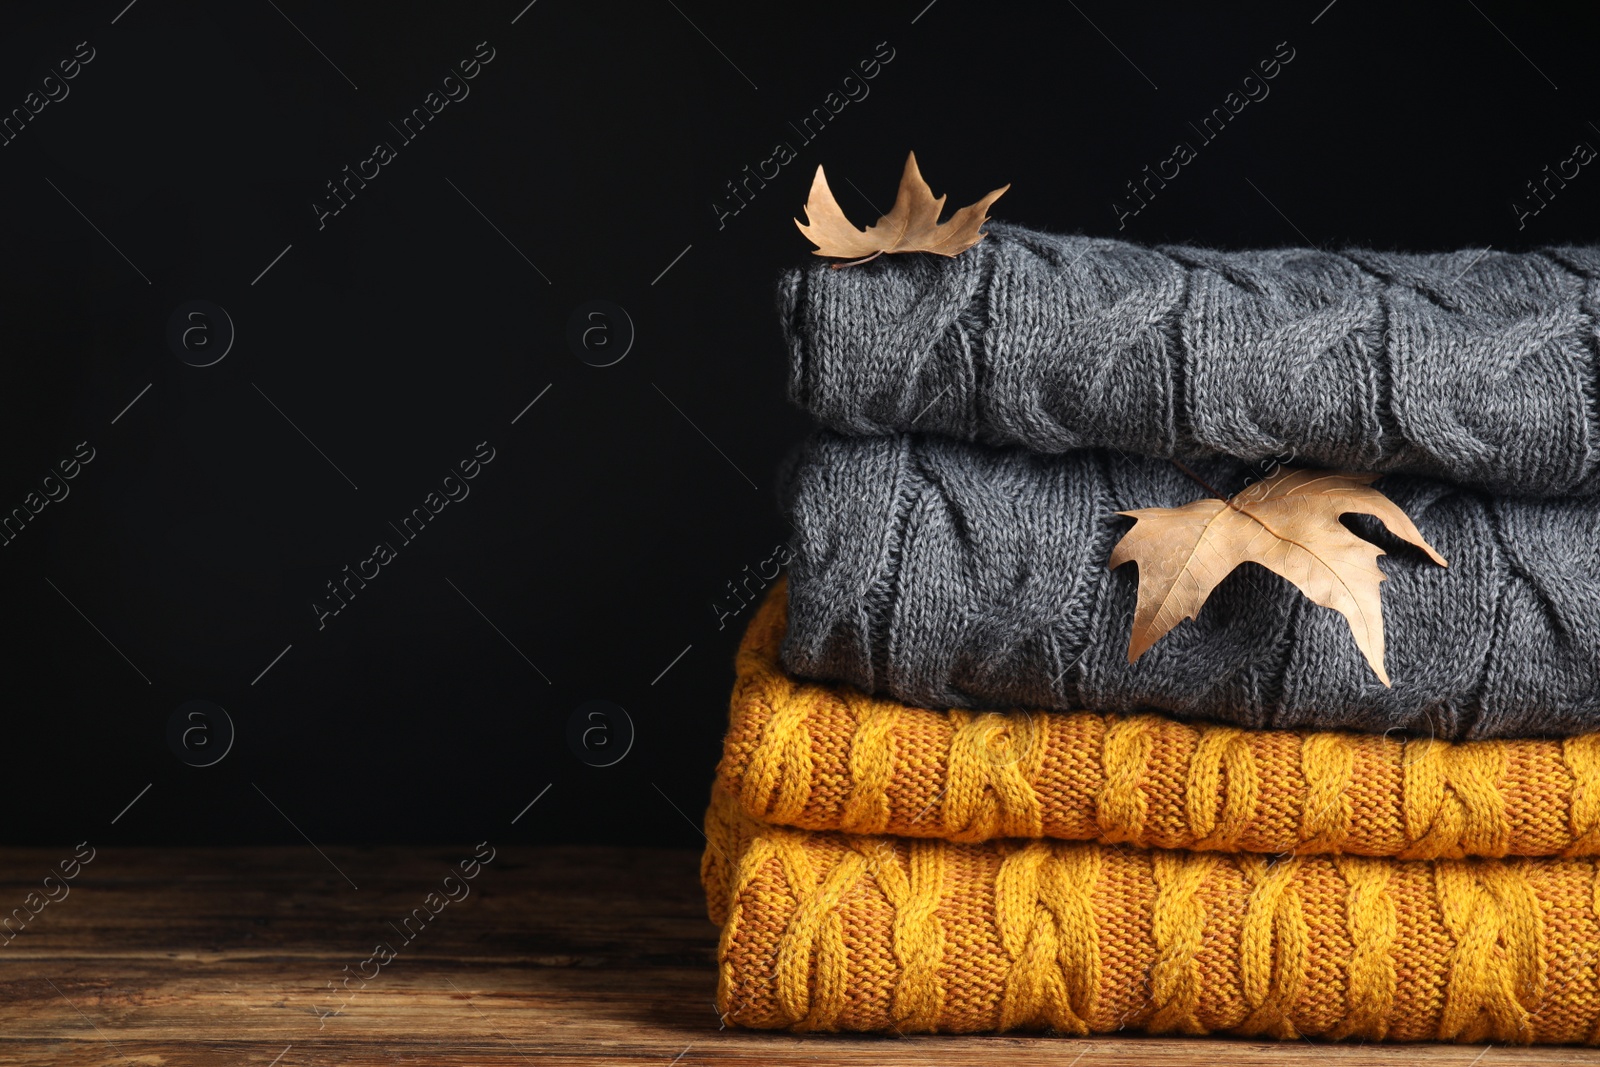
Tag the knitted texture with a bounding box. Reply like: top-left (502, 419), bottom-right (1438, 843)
top-left (780, 223), bottom-right (1600, 497)
top-left (726, 579), bottom-right (1600, 858)
top-left (781, 432), bottom-right (1600, 740)
top-left (702, 786), bottom-right (1600, 1040)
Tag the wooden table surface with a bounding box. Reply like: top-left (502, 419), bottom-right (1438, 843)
top-left (1, 844), bottom-right (1595, 1066)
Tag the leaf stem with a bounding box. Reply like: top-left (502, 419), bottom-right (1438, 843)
top-left (1170, 458), bottom-right (1244, 512)
top-left (830, 250), bottom-right (884, 270)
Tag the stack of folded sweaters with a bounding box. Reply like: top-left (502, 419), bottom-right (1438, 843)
top-left (701, 224), bottom-right (1600, 1043)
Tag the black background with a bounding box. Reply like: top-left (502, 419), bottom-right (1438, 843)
top-left (1, 1), bottom-right (1596, 848)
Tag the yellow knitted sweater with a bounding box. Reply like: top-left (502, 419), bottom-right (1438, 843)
top-left (722, 580), bottom-right (1600, 859)
top-left (702, 786), bottom-right (1600, 1041)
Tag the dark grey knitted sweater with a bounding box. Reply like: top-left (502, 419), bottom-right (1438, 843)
top-left (780, 224), bottom-right (1600, 497)
top-left (779, 432), bottom-right (1600, 740)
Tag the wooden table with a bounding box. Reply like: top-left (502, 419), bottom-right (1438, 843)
top-left (0, 845), bottom-right (1591, 1065)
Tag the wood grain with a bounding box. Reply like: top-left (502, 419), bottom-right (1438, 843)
top-left (0, 845), bottom-right (1591, 1065)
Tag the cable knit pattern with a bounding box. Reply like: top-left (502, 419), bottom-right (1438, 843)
top-left (780, 432), bottom-right (1600, 739)
top-left (722, 580), bottom-right (1600, 857)
top-left (698, 229), bottom-right (1600, 1047)
top-left (780, 223), bottom-right (1600, 497)
top-left (703, 786), bottom-right (1600, 1040)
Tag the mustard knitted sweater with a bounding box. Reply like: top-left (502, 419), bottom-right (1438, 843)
top-left (723, 581), bottom-right (1600, 859)
top-left (702, 786), bottom-right (1600, 1042)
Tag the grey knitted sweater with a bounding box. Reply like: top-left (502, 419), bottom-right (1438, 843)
top-left (780, 224), bottom-right (1600, 497)
top-left (779, 432), bottom-right (1600, 740)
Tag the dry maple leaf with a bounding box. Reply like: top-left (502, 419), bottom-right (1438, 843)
top-left (795, 151), bottom-right (1009, 267)
top-left (1108, 467), bottom-right (1448, 686)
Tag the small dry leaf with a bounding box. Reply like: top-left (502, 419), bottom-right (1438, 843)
top-left (1108, 467), bottom-right (1448, 686)
top-left (794, 151), bottom-right (1009, 267)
